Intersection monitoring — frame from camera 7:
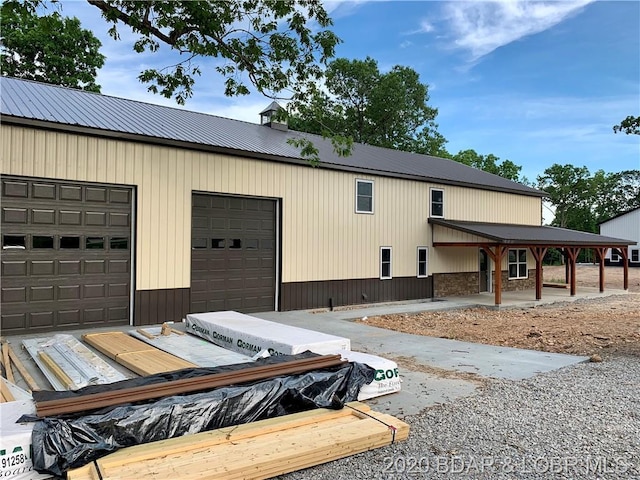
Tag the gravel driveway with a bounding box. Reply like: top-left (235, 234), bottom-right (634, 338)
top-left (279, 354), bottom-right (639, 479)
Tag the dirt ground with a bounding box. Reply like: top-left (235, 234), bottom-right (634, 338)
top-left (359, 265), bottom-right (640, 357)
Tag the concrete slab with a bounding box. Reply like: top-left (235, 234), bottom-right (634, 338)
top-left (255, 310), bottom-right (589, 381)
top-left (256, 292), bottom-right (594, 416)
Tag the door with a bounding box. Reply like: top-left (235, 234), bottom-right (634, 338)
top-left (1, 177), bottom-right (133, 335)
top-left (190, 193), bottom-right (277, 313)
top-left (479, 249), bottom-right (489, 292)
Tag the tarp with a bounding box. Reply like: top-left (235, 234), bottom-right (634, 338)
top-left (29, 355), bottom-right (373, 476)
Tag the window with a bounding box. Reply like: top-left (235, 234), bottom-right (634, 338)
top-left (632, 250), bottom-right (639, 263)
top-left (611, 251), bottom-right (620, 262)
top-left (417, 247), bottom-right (428, 278)
top-left (356, 179), bottom-right (374, 214)
top-left (86, 237), bottom-right (104, 249)
top-left (33, 235), bottom-right (54, 249)
top-left (60, 236), bottom-right (80, 249)
top-left (430, 188), bottom-right (444, 217)
top-left (3, 235), bottom-right (26, 250)
top-left (110, 237), bottom-right (128, 250)
top-left (508, 249), bottom-right (528, 279)
top-left (380, 247), bottom-right (392, 280)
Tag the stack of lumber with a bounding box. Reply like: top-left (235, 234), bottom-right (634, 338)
top-left (67, 402), bottom-right (409, 480)
top-left (82, 332), bottom-right (197, 376)
top-left (35, 354), bottom-right (345, 417)
top-left (0, 340), bottom-right (41, 396)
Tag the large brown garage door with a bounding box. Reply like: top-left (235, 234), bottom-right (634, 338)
top-left (191, 194), bottom-right (277, 313)
top-left (1, 176), bottom-right (133, 335)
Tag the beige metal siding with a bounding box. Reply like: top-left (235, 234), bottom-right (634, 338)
top-left (441, 184), bottom-right (540, 224)
top-left (1, 125), bottom-right (542, 287)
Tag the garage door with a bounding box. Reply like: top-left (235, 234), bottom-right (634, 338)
top-left (191, 194), bottom-right (277, 313)
top-left (1, 177), bottom-right (133, 335)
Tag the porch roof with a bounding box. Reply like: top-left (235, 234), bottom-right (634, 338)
top-left (428, 219), bottom-right (635, 247)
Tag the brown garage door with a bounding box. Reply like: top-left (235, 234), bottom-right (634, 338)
top-left (1, 176), bottom-right (133, 335)
top-left (191, 194), bottom-right (277, 313)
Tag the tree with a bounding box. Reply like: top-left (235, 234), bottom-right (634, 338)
top-left (288, 57), bottom-right (448, 156)
top-left (449, 149), bottom-right (522, 182)
top-left (537, 164), bottom-right (640, 232)
top-left (613, 115), bottom-right (640, 135)
top-left (79, 0), bottom-right (340, 105)
top-left (1, 1), bottom-right (105, 92)
top-left (537, 164), bottom-right (594, 231)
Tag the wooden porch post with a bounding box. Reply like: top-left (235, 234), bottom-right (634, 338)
top-left (530, 247), bottom-right (548, 300)
top-left (482, 245), bottom-right (508, 306)
top-left (565, 247), bottom-right (581, 296)
top-left (564, 248), bottom-right (570, 284)
top-left (620, 248), bottom-right (629, 290)
top-left (594, 247), bottom-right (607, 292)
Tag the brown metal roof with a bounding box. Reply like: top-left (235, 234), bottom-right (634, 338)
top-left (429, 219), bottom-right (636, 246)
top-left (0, 77), bottom-right (545, 197)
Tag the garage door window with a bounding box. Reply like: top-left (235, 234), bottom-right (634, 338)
top-left (3, 235), bottom-right (25, 249)
top-left (60, 237), bottom-right (80, 249)
top-left (86, 237), bottom-right (104, 249)
top-left (110, 237), bottom-right (128, 249)
top-left (33, 235), bottom-right (54, 249)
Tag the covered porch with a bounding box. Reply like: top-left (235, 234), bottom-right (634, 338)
top-left (429, 219), bottom-right (636, 306)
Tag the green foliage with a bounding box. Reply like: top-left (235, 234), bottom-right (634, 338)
top-left (84, 0), bottom-right (340, 104)
top-left (613, 115), bottom-right (640, 135)
top-left (449, 149), bottom-right (522, 182)
top-left (1, 1), bottom-right (105, 91)
top-left (537, 164), bottom-right (640, 232)
top-left (288, 56), bottom-right (447, 156)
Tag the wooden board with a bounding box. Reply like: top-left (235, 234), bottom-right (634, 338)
top-left (83, 332), bottom-right (197, 376)
top-left (67, 402), bottom-right (409, 480)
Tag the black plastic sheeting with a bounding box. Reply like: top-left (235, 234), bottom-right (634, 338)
top-left (31, 357), bottom-right (374, 476)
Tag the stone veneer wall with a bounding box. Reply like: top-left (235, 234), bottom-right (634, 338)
top-left (433, 272), bottom-right (479, 297)
top-left (496, 269), bottom-right (536, 292)
top-left (434, 269), bottom-right (536, 297)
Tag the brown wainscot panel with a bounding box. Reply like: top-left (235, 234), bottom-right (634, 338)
top-left (280, 276), bottom-right (433, 311)
top-left (134, 288), bottom-right (191, 326)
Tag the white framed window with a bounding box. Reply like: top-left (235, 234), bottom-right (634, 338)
top-left (417, 247), bottom-right (428, 278)
top-left (355, 179), bottom-right (374, 214)
top-left (380, 246), bottom-right (392, 280)
top-left (508, 248), bottom-right (528, 279)
top-left (611, 251), bottom-right (621, 262)
top-left (631, 249), bottom-right (638, 262)
top-left (430, 188), bottom-right (444, 217)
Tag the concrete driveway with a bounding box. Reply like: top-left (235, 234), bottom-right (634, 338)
top-left (255, 288), bottom-right (610, 416)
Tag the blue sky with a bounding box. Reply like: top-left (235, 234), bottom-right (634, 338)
top-left (55, 1), bottom-right (639, 182)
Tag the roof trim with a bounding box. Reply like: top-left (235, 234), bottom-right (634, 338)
top-left (2, 114), bottom-right (547, 197)
top-left (429, 218), bottom-right (636, 247)
top-left (597, 206), bottom-right (640, 226)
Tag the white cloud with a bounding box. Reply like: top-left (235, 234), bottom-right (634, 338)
top-left (418, 19), bottom-right (435, 33)
top-left (442, 0), bottom-right (595, 61)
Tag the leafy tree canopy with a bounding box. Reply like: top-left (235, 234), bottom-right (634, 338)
top-left (613, 115), bottom-right (640, 135)
top-left (288, 56), bottom-right (448, 157)
top-left (448, 149), bottom-right (522, 182)
top-left (1, 0), bottom-right (105, 91)
top-left (80, 0), bottom-right (340, 105)
top-left (537, 163), bottom-right (640, 232)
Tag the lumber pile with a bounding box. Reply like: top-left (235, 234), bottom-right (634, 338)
top-left (82, 331), bottom-right (197, 376)
top-left (0, 340), bottom-right (42, 395)
top-left (35, 354), bottom-right (345, 417)
top-left (67, 402), bottom-right (409, 480)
